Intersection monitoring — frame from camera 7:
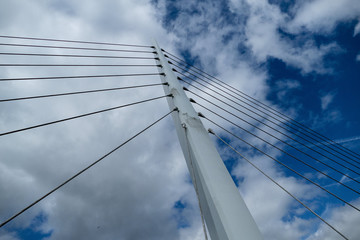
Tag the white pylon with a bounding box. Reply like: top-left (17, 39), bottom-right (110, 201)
top-left (153, 41), bottom-right (263, 240)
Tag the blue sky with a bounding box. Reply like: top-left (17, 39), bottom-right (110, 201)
top-left (0, 0), bottom-right (359, 239)
top-left (158, 0), bottom-right (360, 238)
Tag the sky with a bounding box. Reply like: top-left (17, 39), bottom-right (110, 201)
top-left (0, 0), bottom-right (359, 239)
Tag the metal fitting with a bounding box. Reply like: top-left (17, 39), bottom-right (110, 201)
top-left (208, 128), bottom-right (215, 135)
top-left (198, 112), bottom-right (205, 118)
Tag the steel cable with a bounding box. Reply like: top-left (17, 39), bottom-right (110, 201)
top-left (0, 73), bottom-right (164, 82)
top-left (0, 109), bottom-right (176, 229)
top-left (188, 91), bottom-right (360, 186)
top-left (0, 35), bottom-right (152, 48)
top-left (0, 52), bottom-right (155, 59)
top-left (163, 50), bottom-right (360, 161)
top-left (0, 94), bottom-right (172, 137)
top-left (0, 83), bottom-right (167, 102)
top-left (179, 76), bottom-right (360, 177)
top-left (0, 64), bottom-right (161, 67)
top-left (210, 130), bottom-right (349, 240)
top-left (201, 115), bottom-right (360, 212)
top-left (0, 43), bottom-right (155, 54)
top-left (171, 63), bottom-right (360, 167)
top-left (193, 99), bottom-right (360, 195)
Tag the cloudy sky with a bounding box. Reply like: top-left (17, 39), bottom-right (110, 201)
top-left (0, 0), bottom-right (359, 239)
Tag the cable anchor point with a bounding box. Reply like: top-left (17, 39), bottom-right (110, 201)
top-left (208, 128), bottom-right (215, 135)
top-left (189, 98), bottom-right (196, 103)
top-left (198, 112), bottom-right (205, 118)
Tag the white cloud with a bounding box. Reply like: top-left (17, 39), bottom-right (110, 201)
top-left (242, 0), bottom-right (340, 74)
top-left (290, 0), bottom-right (360, 34)
top-left (230, 152), bottom-right (323, 240)
top-left (320, 92), bottom-right (336, 111)
top-left (275, 79), bottom-right (301, 101)
top-left (0, 0), bottom-right (358, 240)
top-left (354, 20), bottom-right (360, 36)
top-left (149, 1), bottom-right (359, 238)
top-left (309, 109), bottom-right (343, 130)
top-left (306, 199), bottom-right (360, 240)
top-left (0, 0), bottom-right (201, 239)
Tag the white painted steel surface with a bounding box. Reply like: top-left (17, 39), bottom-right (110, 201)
top-left (153, 41), bottom-right (263, 240)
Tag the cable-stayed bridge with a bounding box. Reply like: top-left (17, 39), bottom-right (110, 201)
top-left (0, 35), bottom-right (359, 240)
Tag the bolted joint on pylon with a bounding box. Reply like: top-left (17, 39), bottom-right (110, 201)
top-left (198, 112), bottom-right (205, 118)
top-left (208, 128), bottom-right (215, 135)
